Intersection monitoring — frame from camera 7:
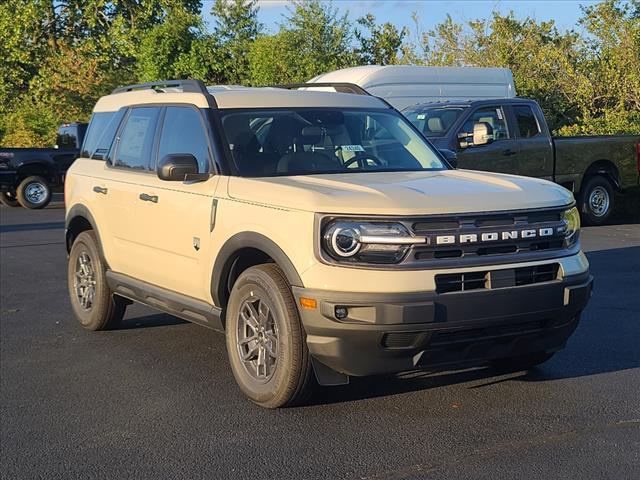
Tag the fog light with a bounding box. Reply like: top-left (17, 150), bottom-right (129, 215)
top-left (334, 306), bottom-right (348, 320)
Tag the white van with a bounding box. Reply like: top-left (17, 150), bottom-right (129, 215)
top-left (308, 65), bottom-right (516, 110)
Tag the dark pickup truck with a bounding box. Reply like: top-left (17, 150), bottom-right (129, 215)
top-left (404, 98), bottom-right (640, 225)
top-left (0, 123), bottom-right (86, 209)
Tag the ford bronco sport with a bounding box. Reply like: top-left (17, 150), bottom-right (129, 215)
top-left (65, 80), bottom-right (592, 408)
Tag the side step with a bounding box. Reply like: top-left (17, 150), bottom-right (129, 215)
top-left (106, 271), bottom-right (223, 331)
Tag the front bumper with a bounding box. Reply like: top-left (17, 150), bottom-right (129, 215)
top-left (293, 271), bottom-right (593, 378)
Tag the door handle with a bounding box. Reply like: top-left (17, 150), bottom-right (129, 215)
top-left (502, 149), bottom-right (517, 156)
top-left (93, 186), bottom-right (108, 195)
top-left (139, 193), bottom-right (158, 203)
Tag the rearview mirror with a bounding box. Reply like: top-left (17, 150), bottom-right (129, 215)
top-left (157, 154), bottom-right (206, 182)
top-left (438, 148), bottom-right (458, 168)
top-left (472, 122), bottom-right (494, 146)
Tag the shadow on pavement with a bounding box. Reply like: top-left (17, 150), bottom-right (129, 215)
top-left (0, 221), bottom-right (66, 233)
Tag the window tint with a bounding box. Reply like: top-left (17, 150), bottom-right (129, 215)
top-left (113, 107), bottom-right (160, 170)
top-left (461, 106), bottom-right (509, 141)
top-left (157, 106), bottom-right (210, 172)
top-left (514, 105), bottom-right (541, 138)
top-left (82, 111), bottom-right (125, 159)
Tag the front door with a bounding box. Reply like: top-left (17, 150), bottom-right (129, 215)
top-left (132, 105), bottom-right (220, 300)
top-left (455, 105), bottom-right (520, 175)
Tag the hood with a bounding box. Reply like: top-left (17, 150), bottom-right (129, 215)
top-left (228, 170), bottom-right (573, 215)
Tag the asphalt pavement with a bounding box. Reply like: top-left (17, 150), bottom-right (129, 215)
top-left (1, 203), bottom-right (639, 479)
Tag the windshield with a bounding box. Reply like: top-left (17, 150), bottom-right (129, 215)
top-left (220, 108), bottom-right (446, 177)
top-left (404, 107), bottom-right (467, 137)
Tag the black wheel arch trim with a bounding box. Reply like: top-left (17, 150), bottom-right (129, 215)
top-left (65, 204), bottom-right (109, 267)
top-left (211, 232), bottom-right (304, 308)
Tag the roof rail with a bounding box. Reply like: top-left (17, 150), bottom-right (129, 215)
top-left (273, 82), bottom-right (371, 96)
top-left (111, 79), bottom-right (209, 95)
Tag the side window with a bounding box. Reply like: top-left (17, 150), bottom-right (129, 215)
top-left (514, 105), bottom-right (541, 138)
top-left (113, 107), bottom-right (160, 170)
top-left (157, 106), bottom-right (210, 173)
top-left (82, 110), bottom-right (125, 160)
top-left (461, 106), bottom-right (510, 141)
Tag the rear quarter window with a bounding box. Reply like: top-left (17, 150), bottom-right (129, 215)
top-left (81, 110), bottom-right (126, 160)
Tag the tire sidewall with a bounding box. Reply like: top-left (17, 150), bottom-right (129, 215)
top-left (225, 267), bottom-right (300, 406)
top-left (0, 191), bottom-right (20, 207)
top-left (67, 231), bottom-right (111, 330)
top-left (580, 176), bottom-right (614, 225)
top-left (17, 176), bottom-right (52, 209)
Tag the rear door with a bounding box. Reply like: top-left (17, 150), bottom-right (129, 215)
top-left (454, 105), bottom-right (520, 174)
top-left (103, 106), bottom-right (162, 276)
top-left (131, 105), bottom-right (220, 300)
top-left (509, 104), bottom-right (554, 180)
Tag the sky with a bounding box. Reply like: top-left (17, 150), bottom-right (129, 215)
top-left (202, 0), bottom-right (601, 34)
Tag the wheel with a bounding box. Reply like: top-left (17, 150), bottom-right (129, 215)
top-left (225, 264), bottom-right (315, 408)
top-left (16, 176), bottom-right (52, 209)
top-left (67, 231), bottom-right (127, 331)
top-left (0, 191), bottom-right (20, 207)
top-left (579, 175), bottom-right (614, 226)
top-left (491, 351), bottom-right (555, 372)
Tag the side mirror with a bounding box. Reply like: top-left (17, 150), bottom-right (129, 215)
top-left (157, 154), bottom-right (202, 182)
top-left (438, 148), bottom-right (458, 168)
top-left (472, 122), bottom-right (494, 146)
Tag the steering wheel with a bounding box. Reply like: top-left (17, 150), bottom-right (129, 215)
top-left (342, 153), bottom-right (385, 169)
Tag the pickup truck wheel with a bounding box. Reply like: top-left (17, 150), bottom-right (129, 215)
top-left (491, 351), bottom-right (555, 373)
top-left (225, 264), bottom-right (315, 408)
top-left (68, 231), bottom-right (127, 331)
top-left (579, 176), bottom-right (614, 226)
top-left (0, 191), bottom-right (20, 207)
top-left (16, 176), bottom-right (52, 209)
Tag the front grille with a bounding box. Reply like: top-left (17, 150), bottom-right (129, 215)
top-left (408, 208), bottom-right (570, 267)
top-left (435, 263), bottom-right (560, 294)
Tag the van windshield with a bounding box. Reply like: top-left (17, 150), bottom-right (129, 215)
top-left (220, 108), bottom-right (447, 177)
top-left (404, 107), bottom-right (467, 137)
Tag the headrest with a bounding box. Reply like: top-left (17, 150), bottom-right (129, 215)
top-left (427, 117), bottom-right (444, 132)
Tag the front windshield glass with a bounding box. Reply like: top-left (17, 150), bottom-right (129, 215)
top-left (220, 108), bottom-right (446, 177)
top-left (404, 107), bottom-right (466, 137)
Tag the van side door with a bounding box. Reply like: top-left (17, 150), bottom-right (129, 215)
top-left (454, 105), bottom-right (520, 175)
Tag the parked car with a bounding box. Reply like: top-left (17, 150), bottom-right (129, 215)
top-left (0, 122), bottom-right (86, 209)
top-left (403, 99), bottom-right (640, 225)
top-left (65, 79), bottom-right (592, 408)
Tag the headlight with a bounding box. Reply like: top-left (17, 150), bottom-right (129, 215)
top-left (323, 221), bottom-right (424, 264)
top-left (562, 207), bottom-right (580, 245)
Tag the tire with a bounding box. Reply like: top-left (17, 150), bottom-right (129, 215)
top-left (491, 351), bottom-right (555, 373)
top-left (68, 231), bottom-right (127, 331)
top-left (225, 264), bottom-right (315, 408)
top-left (16, 176), bottom-right (52, 209)
top-left (0, 191), bottom-right (20, 207)
top-left (579, 175), bottom-right (615, 226)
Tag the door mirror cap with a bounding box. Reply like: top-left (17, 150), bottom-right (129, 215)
top-left (157, 154), bottom-right (200, 181)
top-left (473, 122), bottom-right (494, 146)
top-left (438, 148), bottom-right (458, 168)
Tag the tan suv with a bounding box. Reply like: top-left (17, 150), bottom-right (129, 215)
top-left (65, 80), bottom-right (592, 408)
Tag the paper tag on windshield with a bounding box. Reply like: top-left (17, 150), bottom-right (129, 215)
top-left (496, 108), bottom-right (503, 120)
top-left (416, 114), bottom-right (426, 120)
top-left (342, 145), bottom-right (365, 152)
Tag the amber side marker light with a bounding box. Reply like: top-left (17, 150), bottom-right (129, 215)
top-left (300, 297), bottom-right (317, 310)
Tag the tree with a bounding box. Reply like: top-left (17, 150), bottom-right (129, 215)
top-left (211, 0), bottom-right (261, 84)
top-left (248, 0), bottom-right (355, 85)
top-left (355, 14), bottom-right (407, 65)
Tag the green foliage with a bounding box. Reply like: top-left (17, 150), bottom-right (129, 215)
top-left (248, 0), bottom-right (355, 85)
top-left (211, 0), bottom-right (261, 84)
top-left (1, 0), bottom-right (638, 145)
top-left (355, 14), bottom-right (408, 65)
top-left (410, 0), bottom-right (639, 135)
